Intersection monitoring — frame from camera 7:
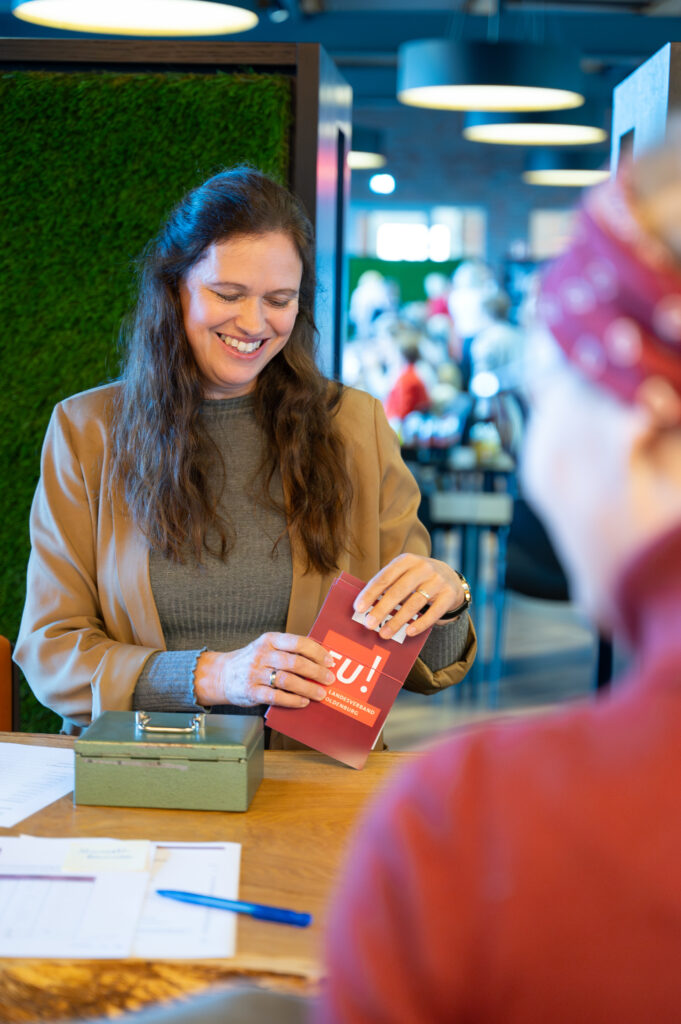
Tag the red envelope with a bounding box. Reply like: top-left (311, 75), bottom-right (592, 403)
top-left (265, 572), bottom-right (432, 769)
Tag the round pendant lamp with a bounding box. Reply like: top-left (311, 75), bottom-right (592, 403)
top-left (397, 40), bottom-right (585, 113)
top-left (523, 148), bottom-right (610, 186)
top-left (463, 104), bottom-right (607, 146)
top-left (348, 127), bottom-right (387, 171)
top-left (11, 0), bottom-right (259, 35)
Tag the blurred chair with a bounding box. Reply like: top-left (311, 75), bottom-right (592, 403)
top-left (0, 635), bottom-right (20, 731)
top-left (505, 497), bottom-right (613, 691)
top-left (428, 488), bottom-right (514, 706)
top-left (504, 496), bottom-right (569, 602)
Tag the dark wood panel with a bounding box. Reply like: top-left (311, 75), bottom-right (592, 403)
top-left (294, 44), bottom-right (352, 376)
top-left (0, 38), bottom-right (298, 64)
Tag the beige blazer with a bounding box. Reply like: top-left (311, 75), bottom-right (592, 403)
top-left (15, 383), bottom-right (476, 733)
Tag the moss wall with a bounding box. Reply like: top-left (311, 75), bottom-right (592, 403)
top-left (0, 69), bottom-right (292, 731)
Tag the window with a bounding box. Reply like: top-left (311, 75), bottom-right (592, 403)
top-left (528, 209), bottom-right (575, 261)
top-left (376, 222), bottom-right (452, 261)
top-left (349, 205), bottom-right (486, 260)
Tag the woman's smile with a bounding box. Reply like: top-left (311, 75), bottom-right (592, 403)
top-left (215, 332), bottom-right (266, 356)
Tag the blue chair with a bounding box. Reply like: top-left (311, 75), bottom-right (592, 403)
top-left (428, 488), bottom-right (514, 706)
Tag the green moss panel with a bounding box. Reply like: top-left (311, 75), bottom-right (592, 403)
top-left (0, 70), bottom-right (292, 731)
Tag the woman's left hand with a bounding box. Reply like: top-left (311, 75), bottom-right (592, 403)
top-left (354, 554), bottom-right (467, 640)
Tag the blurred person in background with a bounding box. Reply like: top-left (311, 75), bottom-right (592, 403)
top-left (423, 271), bottom-right (451, 318)
top-left (466, 288), bottom-right (527, 460)
top-left (447, 258), bottom-right (499, 386)
top-left (429, 362), bottom-right (464, 416)
top-left (347, 269), bottom-right (395, 339)
top-left (342, 309), bottom-right (404, 399)
top-left (384, 332), bottom-right (432, 422)
top-left (423, 309), bottom-right (462, 393)
top-left (314, 138), bottom-right (681, 1023)
top-left (469, 288), bottom-right (525, 380)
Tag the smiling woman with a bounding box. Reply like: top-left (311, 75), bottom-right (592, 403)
top-left (14, 166), bottom-right (476, 742)
top-left (180, 232), bottom-right (302, 399)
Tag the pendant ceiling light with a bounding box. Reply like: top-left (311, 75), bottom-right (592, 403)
top-left (11, 0), bottom-right (259, 36)
top-left (523, 148), bottom-right (610, 187)
top-left (397, 40), bottom-right (585, 113)
top-left (348, 126), bottom-right (387, 171)
top-left (463, 104), bottom-right (607, 146)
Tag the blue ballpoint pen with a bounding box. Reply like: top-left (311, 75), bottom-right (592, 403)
top-left (156, 888), bottom-right (313, 928)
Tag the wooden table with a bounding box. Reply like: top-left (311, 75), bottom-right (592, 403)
top-left (0, 733), bottom-right (410, 1022)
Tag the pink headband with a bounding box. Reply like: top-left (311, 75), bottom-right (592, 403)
top-left (537, 174), bottom-right (681, 403)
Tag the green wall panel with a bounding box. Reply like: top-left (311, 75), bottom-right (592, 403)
top-left (348, 256), bottom-right (462, 314)
top-left (0, 70), bottom-right (292, 730)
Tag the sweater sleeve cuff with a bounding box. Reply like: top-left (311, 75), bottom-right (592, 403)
top-left (133, 649), bottom-right (207, 712)
top-left (419, 612), bottom-right (470, 673)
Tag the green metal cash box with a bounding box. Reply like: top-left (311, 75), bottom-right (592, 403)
top-left (74, 711), bottom-right (264, 812)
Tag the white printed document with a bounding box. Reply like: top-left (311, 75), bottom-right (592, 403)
top-left (134, 841), bottom-right (241, 958)
top-left (0, 743), bottom-right (74, 827)
top-left (0, 836), bottom-right (241, 959)
top-left (0, 871), bottom-right (147, 958)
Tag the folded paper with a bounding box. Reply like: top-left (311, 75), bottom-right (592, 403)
top-left (266, 572), bottom-right (432, 768)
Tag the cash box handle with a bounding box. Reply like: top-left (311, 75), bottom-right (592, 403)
top-left (135, 711), bottom-right (205, 734)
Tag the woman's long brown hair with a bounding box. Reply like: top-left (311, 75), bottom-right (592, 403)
top-left (109, 166), bottom-right (353, 574)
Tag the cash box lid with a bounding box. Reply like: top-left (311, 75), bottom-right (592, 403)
top-left (75, 711), bottom-right (262, 762)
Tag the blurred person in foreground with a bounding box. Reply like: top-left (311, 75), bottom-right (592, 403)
top-left (314, 142), bottom-right (681, 1022)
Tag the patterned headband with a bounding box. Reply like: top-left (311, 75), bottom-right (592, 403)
top-left (537, 173), bottom-right (681, 403)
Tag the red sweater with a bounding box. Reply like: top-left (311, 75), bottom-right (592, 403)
top-left (384, 365), bottom-right (430, 420)
top-left (315, 526), bottom-right (681, 1024)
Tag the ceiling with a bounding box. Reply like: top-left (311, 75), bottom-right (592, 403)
top-left (1, 0), bottom-right (680, 234)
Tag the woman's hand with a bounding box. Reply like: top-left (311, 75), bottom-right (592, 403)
top-left (194, 633), bottom-right (336, 709)
top-left (354, 554), bottom-right (467, 640)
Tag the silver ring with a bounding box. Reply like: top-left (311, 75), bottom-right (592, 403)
top-left (416, 588), bottom-right (432, 602)
top-left (269, 669), bottom-right (277, 688)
